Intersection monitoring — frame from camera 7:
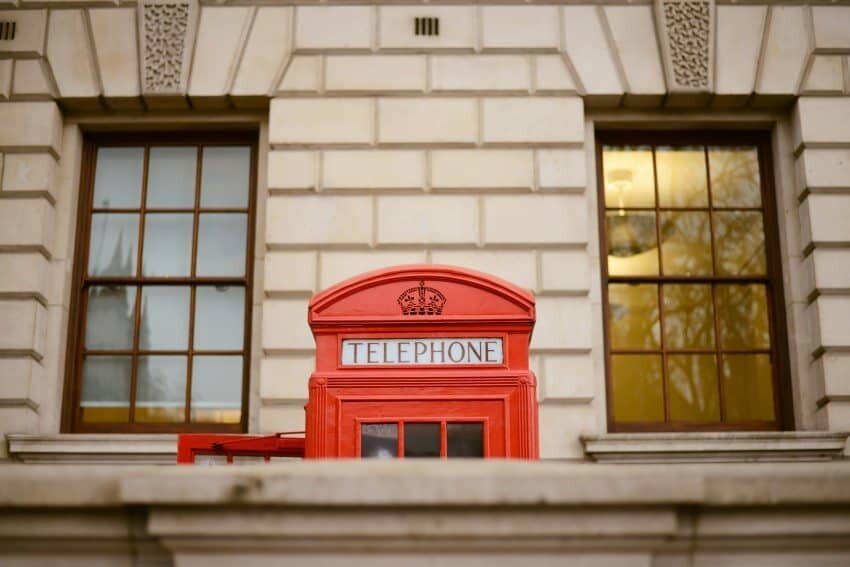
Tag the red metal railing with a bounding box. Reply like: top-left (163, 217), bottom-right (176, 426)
top-left (177, 432), bottom-right (306, 464)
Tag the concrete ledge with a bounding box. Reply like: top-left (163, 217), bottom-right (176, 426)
top-left (581, 431), bottom-right (850, 463)
top-left (6, 434), bottom-right (177, 464)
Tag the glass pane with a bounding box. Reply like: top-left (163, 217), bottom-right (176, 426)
top-left (92, 147), bottom-right (143, 209)
top-left (141, 213), bottom-right (193, 276)
top-left (606, 212), bottom-right (659, 276)
top-left (88, 213), bottom-right (139, 276)
top-left (191, 355), bottom-right (243, 423)
top-left (146, 147), bottom-right (197, 208)
top-left (611, 354), bottom-right (664, 423)
top-left (608, 283), bottom-right (660, 350)
top-left (722, 354), bottom-right (776, 422)
top-left (709, 147), bottom-right (761, 207)
top-left (602, 146), bottom-right (656, 208)
top-left (714, 211), bottom-right (767, 276)
top-left (136, 355), bottom-right (187, 423)
top-left (139, 286), bottom-right (190, 350)
top-left (663, 284), bottom-right (715, 349)
top-left (668, 354), bottom-right (720, 422)
top-left (716, 284), bottom-right (770, 349)
top-left (404, 423), bottom-right (441, 458)
top-left (200, 146), bottom-right (251, 208)
top-left (659, 211), bottom-right (712, 276)
top-left (447, 423), bottom-right (484, 458)
top-left (656, 146), bottom-right (708, 207)
top-left (193, 286), bottom-right (245, 350)
top-left (196, 214), bottom-right (248, 277)
top-left (80, 355), bottom-right (131, 422)
top-left (361, 423), bottom-right (398, 458)
top-left (85, 286), bottom-right (136, 350)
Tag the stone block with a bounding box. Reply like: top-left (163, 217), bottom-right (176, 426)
top-left (541, 354), bottom-right (595, 402)
top-left (0, 60), bottom-right (10, 99)
top-left (378, 7), bottom-right (476, 50)
top-left (266, 195), bottom-right (372, 246)
top-left (430, 150), bottom-right (534, 190)
top-left (89, 8), bottom-right (140, 98)
top-left (540, 250), bottom-right (590, 293)
top-left (534, 55), bottom-right (577, 93)
top-left (814, 352), bottom-right (850, 400)
top-left (0, 253), bottom-right (50, 301)
top-left (430, 250), bottom-right (536, 291)
top-left (232, 7), bottom-right (293, 96)
top-left (481, 98), bottom-right (584, 144)
top-left (322, 150), bottom-right (425, 190)
top-left (377, 98), bottom-right (477, 145)
top-left (808, 249), bottom-right (850, 291)
top-left (794, 98), bottom-right (850, 146)
top-left (260, 355), bottom-right (313, 401)
top-left (0, 102), bottom-right (63, 155)
top-left (430, 55), bottom-right (530, 92)
top-left (265, 251), bottom-right (317, 293)
top-left (603, 6), bottom-right (665, 96)
top-left (270, 98), bottom-right (373, 145)
top-left (797, 149), bottom-right (850, 191)
top-left (811, 6), bottom-right (850, 50)
top-left (295, 6), bottom-right (372, 50)
top-left (539, 403), bottom-right (597, 459)
top-left (0, 357), bottom-right (41, 407)
top-left (189, 7), bottom-right (253, 97)
top-left (530, 296), bottom-right (593, 350)
top-left (756, 6), bottom-right (808, 95)
top-left (483, 195), bottom-right (587, 244)
top-left (561, 6), bottom-right (623, 96)
top-left (11, 60), bottom-right (54, 98)
top-left (0, 10), bottom-right (47, 56)
top-left (0, 198), bottom-right (54, 253)
top-left (1, 153), bottom-right (57, 200)
top-left (536, 149), bottom-right (586, 190)
top-left (267, 151), bottom-right (317, 191)
top-left (0, 299), bottom-right (46, 357)
top-left (815, 400), bottom-right (850, 430)
top-left (319, 250), bottom-right (426, 288)
top-left (810, 295), bottom-right (850, 352)
top-left (715, 6), bottom-right (766, 95)
top-left (801, 56), bottom-right (844, 95)
top-left (258, 404), bottom-right (306, 433)
top-left (277, 56), bottom-right (321, 93)
top-left (325, 56), bottom-right (426, 93)
top-left (46, 10), bottom-right (99, 98)
top-left (262, 298), bottom-right (314, 351)
top-left (799, 194), bottom-right (850, 248)
top-left (481, 7), bottom-right (560, 50)
top-left (376, 195), bottom-right (478, 244)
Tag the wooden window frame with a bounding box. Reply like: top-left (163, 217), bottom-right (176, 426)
top-left (62, 131), bottom-right (258, 434)
top-left (595, 130), bottom-right (794, 433)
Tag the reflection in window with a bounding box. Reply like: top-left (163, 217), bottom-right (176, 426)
top-left (71, 139), bottom-right (254, 431)
top-left (600, 139), bottom-right (780, 430)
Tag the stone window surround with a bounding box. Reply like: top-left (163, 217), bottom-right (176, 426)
top-left (6, 109), bottom-right (841, 464)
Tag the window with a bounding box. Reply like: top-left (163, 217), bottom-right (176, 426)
top-left (597, 132), bottom-right (790, 431)
top-left (64, 133), bottom-right (256, 433)
top-left (360, 421), bottom-right (485, 458)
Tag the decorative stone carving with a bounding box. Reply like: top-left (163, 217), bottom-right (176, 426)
top-left (655, 0), bottom-right (715, 92)
top-left (138, 0), bottom-right (198, 94)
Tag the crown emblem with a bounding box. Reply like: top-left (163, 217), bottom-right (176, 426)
top-left (397, 280), bottom-right (447, 316)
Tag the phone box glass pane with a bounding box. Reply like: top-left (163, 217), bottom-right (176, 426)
top-left (404, 423), bottom-right (441, 458)
top-left (361, 423), bottom-right (398, 458)
top-left (447, 423), bottom-right (484, 458)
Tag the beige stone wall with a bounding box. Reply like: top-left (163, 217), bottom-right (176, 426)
top-left (0, 2), bottom-right (849, 460)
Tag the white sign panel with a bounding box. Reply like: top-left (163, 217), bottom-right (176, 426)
top-left (341, 338), bottom-right (504, 366)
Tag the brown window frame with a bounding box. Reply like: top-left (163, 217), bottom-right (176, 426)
top-left (62, 131), bottom-right (258, 434)
top-left (596, 130), bottom-right (793, 433)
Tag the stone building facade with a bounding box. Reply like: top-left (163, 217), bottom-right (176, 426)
top-left (2, 1), bottom-right (850, 564)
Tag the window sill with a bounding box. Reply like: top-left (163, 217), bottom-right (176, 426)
top-left (6, 434), bottom-right (178, 464)
top-left (581, 432), bottom-right (850, 463)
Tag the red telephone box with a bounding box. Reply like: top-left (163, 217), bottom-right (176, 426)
top-left (305, 265), bottom-right (539, 459)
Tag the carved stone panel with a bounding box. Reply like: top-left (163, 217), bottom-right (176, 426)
top-left (138, 0), bottom-right (198, 95)
top-left (655, 0), bottom-right (715, 93)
